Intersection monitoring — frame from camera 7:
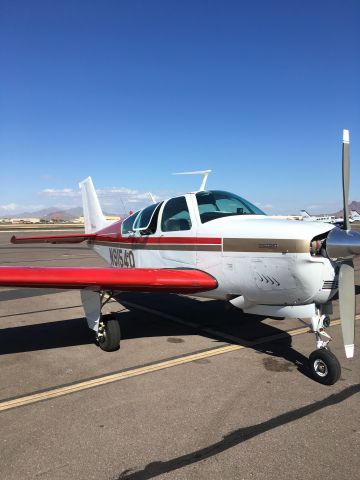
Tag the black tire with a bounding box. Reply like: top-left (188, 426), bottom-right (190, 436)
top-left (309, 349), bottom-right (341, 385)
top-left (98, 318), bottom-right (121, 352)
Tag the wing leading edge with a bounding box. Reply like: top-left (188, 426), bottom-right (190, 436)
top-left (0, 266), bottom-right (217, 294)
top-left (11, 233), bottom-right (96, 244)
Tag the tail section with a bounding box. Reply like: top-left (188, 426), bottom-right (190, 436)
top-left (79, 177), bottom-right (109, 233)
top-left (300, 210), bottom-right (311, 218)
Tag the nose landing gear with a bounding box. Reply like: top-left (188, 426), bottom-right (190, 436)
top-left (309, 348), bottom-right (341, 385)
top-left (308, 311), bottom-right (341, 385)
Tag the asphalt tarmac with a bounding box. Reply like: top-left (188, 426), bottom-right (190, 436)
top-left (0, 227), bottom-right (359, 480)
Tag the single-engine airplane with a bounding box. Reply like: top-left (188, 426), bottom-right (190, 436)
top-left (351, 210), bottom-right (360, 222)
top-left (300, 210), bottom-right (343, 225)
top-left (0, 130), bottom-right (359, 386)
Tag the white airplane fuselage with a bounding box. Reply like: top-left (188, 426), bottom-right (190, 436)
top-left (90, 193), bottom-right (337, 318)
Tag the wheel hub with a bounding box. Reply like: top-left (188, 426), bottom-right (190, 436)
top-left (314, 358), bottom-right (328, 377)
top-left (97, 320), bottom-right (106, 344)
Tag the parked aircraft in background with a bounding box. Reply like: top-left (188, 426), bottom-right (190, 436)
top-left (351, 210), bottom-right (360, 222)
top-left (0, 130), bottom-right (358, 386)
top-left (300, 210), bottom-right (344, 225)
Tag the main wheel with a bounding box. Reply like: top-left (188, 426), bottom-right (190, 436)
top-left (97, 317), bottom-right (121, 352)
top-left (309, 349), bottom-right (341, 385)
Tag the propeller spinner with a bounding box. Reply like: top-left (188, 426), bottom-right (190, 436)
top-left (326, 130), bottom-right (360, 358)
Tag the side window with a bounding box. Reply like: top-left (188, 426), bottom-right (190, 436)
top-left (133, 203), bottom-right (161, 233)
top-left (161, 196), bottom-right (192, 232)
top-left (121, 211), bottom-right (139, 235)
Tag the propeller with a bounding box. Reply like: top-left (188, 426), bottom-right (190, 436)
top-left (326, 129), bottom-right (360, 358)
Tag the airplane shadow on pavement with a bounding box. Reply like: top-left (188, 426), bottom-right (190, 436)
top-left (117, 292), bottom-right (312, 379)
top-left (0, 316), bottom-right (95, 354)
top-left (117, 383), bottom-right (360, 480)
top-left (0, 290), bottom-right (346, 383)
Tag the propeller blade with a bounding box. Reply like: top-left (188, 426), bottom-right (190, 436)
top-left (342, 129), bottom-right (350, 230)
top-left (338, 262), bottom-right (355, 358)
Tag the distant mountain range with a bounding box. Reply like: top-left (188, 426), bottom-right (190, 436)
top-left (332, 201), bottom-right (360, 217)
top-left (0, 206), bottom-right (118, 221)
top-left (2, 201), bottom-right (360, 221)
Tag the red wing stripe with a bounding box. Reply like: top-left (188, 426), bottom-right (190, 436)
top-left (0, 267), bottom-right (217, 294)
top-left (11, 234), bottom-right (96, 244)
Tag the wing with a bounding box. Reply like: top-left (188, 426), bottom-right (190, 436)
top-left (0, 266), bottom-right (217, 294)
top-left (11, 233), bottom-right (96, 244)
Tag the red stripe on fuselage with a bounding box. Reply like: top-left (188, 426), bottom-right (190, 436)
top-left (94, 220), bottom-right (222, 245)
top-left (94, 236), bottom-right (221, 245)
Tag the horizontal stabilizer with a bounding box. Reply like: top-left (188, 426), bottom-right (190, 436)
top-left (11, 233), bottom-right (96, 244)
top-left (0, 267), bottom-right (217, 294)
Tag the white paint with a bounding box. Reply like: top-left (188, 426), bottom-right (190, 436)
top-left (86, 186), bottom-right (348, 357)
top-left (345, 344), bottom-right (354, 358)
top-left (243, 303), bottom-right (317, 318)
top-left (79, 177), bottom-right (111, 233)
top-left (80, 290), bottom-right (101, 331)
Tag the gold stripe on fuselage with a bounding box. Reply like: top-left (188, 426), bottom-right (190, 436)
top-left (93, 238), bottom-right (310, 254)
top-left (223, 238), bottom-right (310, 253)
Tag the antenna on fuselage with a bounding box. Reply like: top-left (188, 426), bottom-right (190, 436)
top-left (172, 170), bottom-right (212, 191)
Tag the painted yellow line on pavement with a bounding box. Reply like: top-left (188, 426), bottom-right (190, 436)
top-left (2, 316), bottom-right (359, 413)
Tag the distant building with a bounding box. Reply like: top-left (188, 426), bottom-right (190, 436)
top-left (9, 217), bottom-right (41, 224)
top-left (105, 215), bottom-right (121, 222)
top-left (73, 215), bottom-right (120, 224)
top-left (72, 216), bottom-right (85, 224)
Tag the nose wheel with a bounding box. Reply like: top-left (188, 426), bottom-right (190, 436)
top-left (309, 348), bottom-right (341, 385)
top-left (308, 310), bottom-right (341, 385)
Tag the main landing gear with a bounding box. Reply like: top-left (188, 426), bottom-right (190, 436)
top-left (81, 290), bottom-right (121, 352)
top-left (95, 293), bottom-right (121, 352)
top-left (308, 311), bottom-right (341, 385)
top-left (96, 316), bottom-right (121, 352)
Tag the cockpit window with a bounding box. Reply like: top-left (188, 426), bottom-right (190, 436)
top-left (121, 211), bottom-right (140, 235)
top-left (196, 190), bottom-right (265, 223)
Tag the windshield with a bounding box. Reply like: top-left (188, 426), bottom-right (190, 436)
top-left (196, 190), bottom-right (265, 223)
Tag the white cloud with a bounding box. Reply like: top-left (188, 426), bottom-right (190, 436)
top-left (96, 187), bottom-right (139, 195)
top-left (41, 188), bottom-right (80, 197)
top-left (306, 205), bottom-right (321, 210)
top-left (41, 185), bottom-right (163, 209)
top-left (0, 203), bottom-right (45, 215)
top-left (255, 202), bottom-right (274, 210)
top-left (0, 203), bottom-right (18, 211)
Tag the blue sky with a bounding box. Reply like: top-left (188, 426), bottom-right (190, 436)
top-left (1, 0), bottom-right (359, 215)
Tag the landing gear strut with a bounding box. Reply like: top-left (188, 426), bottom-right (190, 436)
top-left (308, 310), bottom-right (341, 385)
